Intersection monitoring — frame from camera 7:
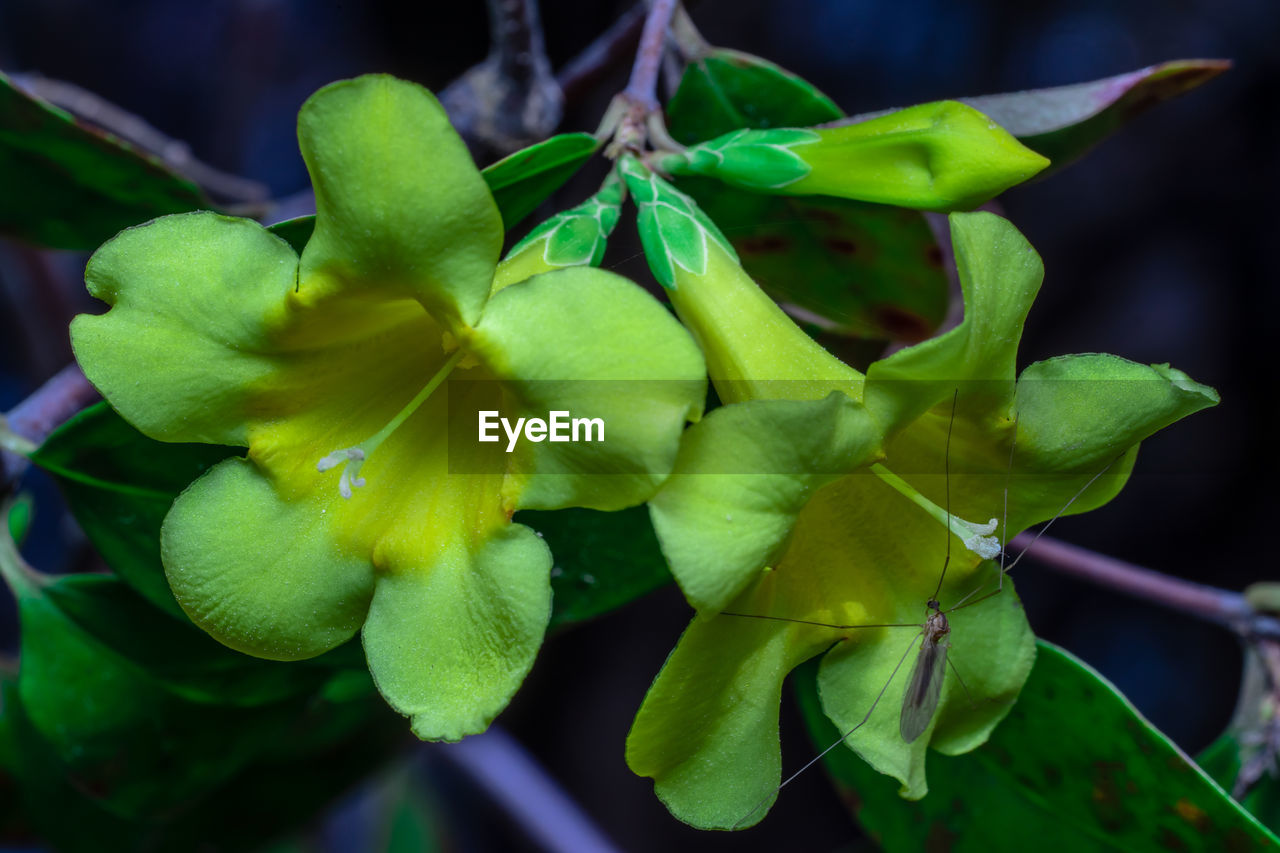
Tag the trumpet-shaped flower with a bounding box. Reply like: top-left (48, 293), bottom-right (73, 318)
top-left (70, 76), bottom-right (706, 741)
top-left (620, 162), bottom-right (1217, 828)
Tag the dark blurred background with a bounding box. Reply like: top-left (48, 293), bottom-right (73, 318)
top-left (1, 0), bottom-right (1275, 849)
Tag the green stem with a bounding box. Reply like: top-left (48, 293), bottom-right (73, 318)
top-left (0, 501), bottom-right (43, 596)
top-left (870, 462), bottom-right (997, 550)
top-left (363, 348), bottom-right (466, 457)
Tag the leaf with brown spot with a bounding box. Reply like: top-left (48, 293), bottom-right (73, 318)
top-left (797, 641), bottom-right (1280, 851)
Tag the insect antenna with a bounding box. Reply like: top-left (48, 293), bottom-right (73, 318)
top-left (718, 611), bottom-right (920, 630)
top-left (929, 389), bottom-right (960, 604)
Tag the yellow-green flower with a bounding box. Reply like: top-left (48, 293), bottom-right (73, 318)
top-left (620, 160), bottom-right (1217, 828)
top-left (70, 75), bottom-right (706, 741)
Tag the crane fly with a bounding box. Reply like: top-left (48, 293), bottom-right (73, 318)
top-left (724, 390), bottom-right (1122, 827)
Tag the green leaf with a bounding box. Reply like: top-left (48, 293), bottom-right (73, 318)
top-left (4, 493), bottom-right (32, 546)
top-left (0, 524), bottom-right (303, 819)
top-left (0, 71), bottom-right (209, 250)
top-left (482, 132), bottom-right (599, 229)
top-left (30, 402), bottom-right (235, 614)
top-left (666, 49), bottom-right (842, 146)
top-left (42, 573), bottom-right (330, 706)
top-left (268, 214), bottom-right (317, 253)
top-left (519, 505), bottom-right (671, 629)
top-left (2, 667), bottom-right (403, 851)
top-left (262, 132), bottom-right (600, 259)
top-left (799, 641), bottom-right (1280, 851)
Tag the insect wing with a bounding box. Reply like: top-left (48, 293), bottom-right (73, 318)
top-left (899, 636), bottom-right (948, 743)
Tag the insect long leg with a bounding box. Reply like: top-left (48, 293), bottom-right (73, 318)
top-left (946, 450), bottom-right (1124, 614)
top-left (730, 629), bottom-right (925, 830)
top-left (719, 612), bottom-right (920, 630)
top-left (929, 389), bottom-right (960, 604)
top-left (998, 452), bottom-right (1124, 576)
top-left (944, 652), bottom-right (976, 709)
top-left (997, 412), bottom-right (1019, 594)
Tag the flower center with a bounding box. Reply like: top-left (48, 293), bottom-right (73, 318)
top-left (870, 462), bottom-right (1001, 559)
top-left (317, 348), bottom-right (466, 499)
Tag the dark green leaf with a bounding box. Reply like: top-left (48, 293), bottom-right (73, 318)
top-left (5, 493), bottom-right (32, 546)
top-left (2, 566), bottom-right (292, 819)
top-left (680, 176), bottom-right (948, 340)
top-left (0, 72), bottom-right (210, 250)
top-left (2, 668), bottom-right (404, 852)
top-left (44, 573), bottom-right (329, 706)
top-left (264, 132), bottom-right (599, 252)
top-left (798, 641), bottom-right (1279, 851)
top-left (666, 53), bottom-right (946, 341)
top-left (31, 402), bottom-right (237, 614)
top-left (516, 505), bottom-right (672, 628)
top-left (666, 49), bottom-right (842, 146)
top-left (0, 670), bottom-right (31, 845)
top-left (0, 679), bottom-right (144, 850)
top-left (483, 132), bottom-right (599, 229)
top-left (840, 60), bottom-right (1230, 177)
top-left (268, 214), bottom-right (317, 254)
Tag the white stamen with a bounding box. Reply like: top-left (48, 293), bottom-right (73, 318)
top-left (320, 446), bottom-right (368, 500)
top-left (962, 517), bottom-right (1001, 560)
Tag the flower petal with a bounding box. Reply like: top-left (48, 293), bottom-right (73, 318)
top-left (467, 267), bottom-right (707, 512)
top-left (72, 212), bottom-right (298, 445)
top-left (866, 211), bottom-right (1042, 434)
top-left (815, 565), bottom-right (1036, 799)
top-left (161, 457), bottom-right (375, 660)
top-left (297, 75), bottom-right (503, 330)
top-left (362, 523), bottom-right (552, 742)
top-left (626, 615), bottom-right (825, 829)
top-left (1002, 354), bottom-right (1220, 531)
top-left (648, 393), bottom-right (881, 612)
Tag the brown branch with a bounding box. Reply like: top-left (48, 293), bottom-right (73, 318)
top-left (1011, 532), bottom-right (1280, 641)
top-left (624, 0), bottom-right (678, 111)
top-left (440, 0), bottom-right (563, 159)
top-left (1, 363), bottom-right (98, 494)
